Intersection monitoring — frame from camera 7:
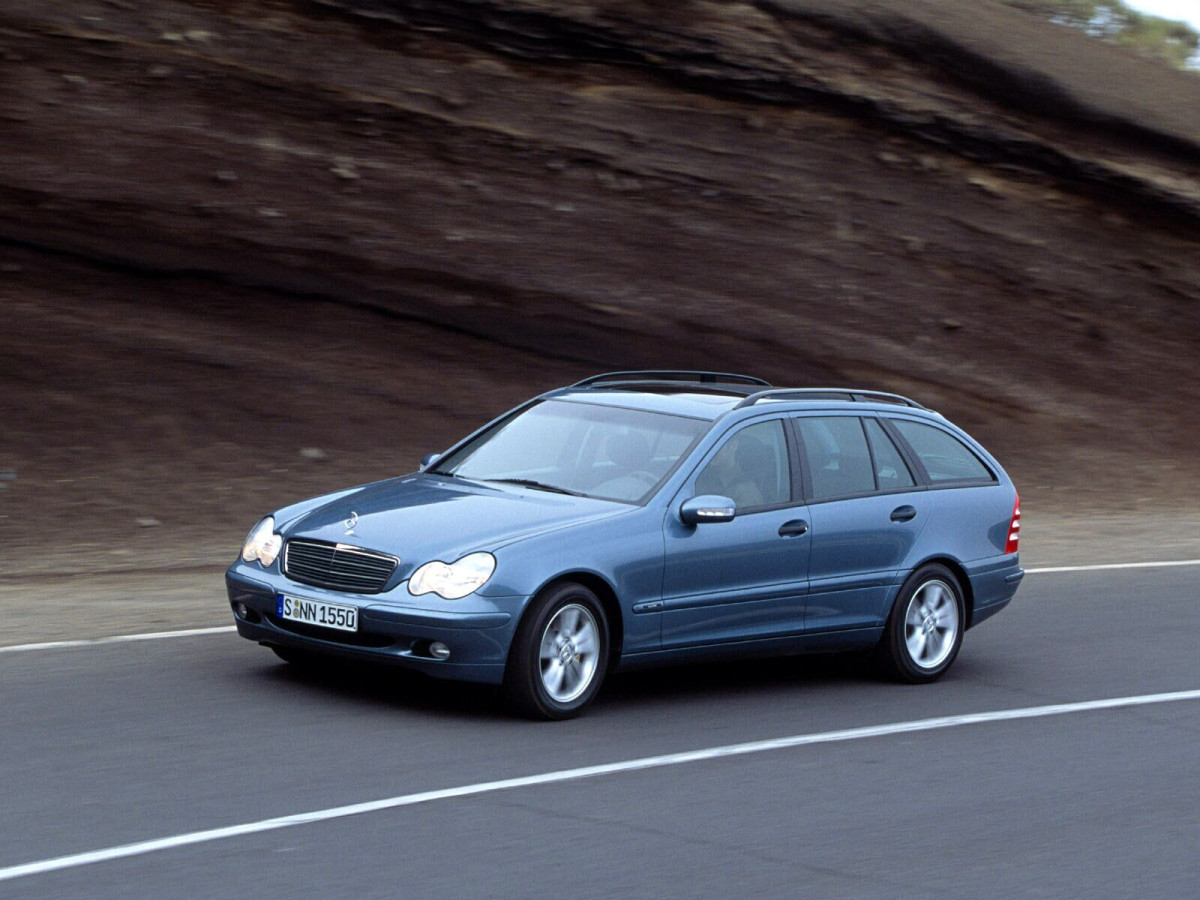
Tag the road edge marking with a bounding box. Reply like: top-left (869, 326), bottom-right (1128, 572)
top-left (1025, 559), bottom-right (1200, 574)
top-left (3, 687), bottom-right (1199, 883)
top-left (0, 626), bottom-right (236, 654)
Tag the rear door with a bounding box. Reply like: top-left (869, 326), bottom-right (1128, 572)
top-left (794, 414), bottom-right (929, 632)
top-left (661, 417), bottom-right (811, 648)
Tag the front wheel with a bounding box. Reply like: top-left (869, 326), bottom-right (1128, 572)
top-left (877, 564), bottom-right (965, 683)
top-left (503, 582), bottom-right (609, 720)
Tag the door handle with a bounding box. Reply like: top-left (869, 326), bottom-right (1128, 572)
top-left (779, 519), bottom-right (809, 537)
top-left (890, 505), bottom-right (917, 523)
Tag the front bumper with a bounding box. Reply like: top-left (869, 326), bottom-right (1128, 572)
top-left (226, 565), bottom-right (520, 684)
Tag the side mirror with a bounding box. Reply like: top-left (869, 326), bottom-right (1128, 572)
top-left (420, 452), bottom-right (442, 471)
top-left (680, 495), bottom-right (736, 525)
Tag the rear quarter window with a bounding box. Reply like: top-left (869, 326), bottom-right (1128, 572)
top-left (890, 419), bottom-right (994, 483)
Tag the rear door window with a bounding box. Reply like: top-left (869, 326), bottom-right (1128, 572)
top-left (863, 418), bottom-right (915, 490)
top-left (889, 419), bottom-right (994, 483)
top-left (795, 417), bottom-right (876, 500)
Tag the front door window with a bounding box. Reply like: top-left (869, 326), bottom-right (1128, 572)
top-left (694, 420), bottom-right (791, 511)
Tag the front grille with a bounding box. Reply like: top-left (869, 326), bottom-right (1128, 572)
top-left (283, 539), bottom-right (398, 593)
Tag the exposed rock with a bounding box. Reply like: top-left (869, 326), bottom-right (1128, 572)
top-left (967, 175), bottom-right (1007, 197)
top-left (329, 158), bottom-right (359, 180)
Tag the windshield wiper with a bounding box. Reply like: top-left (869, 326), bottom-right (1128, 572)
top-left (486, 478), bottom-right (587, 497)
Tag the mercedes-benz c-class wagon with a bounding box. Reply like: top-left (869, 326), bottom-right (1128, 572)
top-left (228, 371), bottom-right (1023, 718)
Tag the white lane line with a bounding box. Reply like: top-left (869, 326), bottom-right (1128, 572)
top-left (0, 626), bottom-right (235, 654)
top-left (3, 688), bottom-right (1199, 883)
top-left (3, 557), bottom-right (1200, 654)
top-left (1025, 559), bottom-right (1200, 574)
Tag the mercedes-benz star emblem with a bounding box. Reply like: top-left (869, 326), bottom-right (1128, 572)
top-left (344, 511), bottom-right (359, 535)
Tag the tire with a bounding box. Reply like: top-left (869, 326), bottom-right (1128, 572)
top-left (503, 582), bottom-right (610, 720)
top-left (876, 564), bottom-right (965, 683)
top-left (270, 644), bottom-right (321, 667)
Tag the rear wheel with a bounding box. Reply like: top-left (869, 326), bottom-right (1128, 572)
top-left (877, 564), bottom-right (964, 683)
top-left (503, 582), bottom-right (609, 720)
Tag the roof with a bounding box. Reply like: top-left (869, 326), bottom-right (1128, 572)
top-left (552, 389), bottom-right (749, 420)
top-left (549, 372), bottom-right (933, 421)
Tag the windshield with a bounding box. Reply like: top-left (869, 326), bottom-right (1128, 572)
top-left (431, 399), bottom-right (709, 503)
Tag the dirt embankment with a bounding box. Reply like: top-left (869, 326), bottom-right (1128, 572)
top-left (1, 0), bottom-right (1199, 578)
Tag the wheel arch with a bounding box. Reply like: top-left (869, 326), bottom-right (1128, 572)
top-left (527, 571), bottom-right (625, 669)
top-left (907, 555), bottom-right (975, 629)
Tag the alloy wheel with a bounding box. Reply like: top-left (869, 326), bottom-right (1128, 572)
top-left (538, 602), bottom-right (600, 703)
top-left (903, 579), bottom-right (960, 670)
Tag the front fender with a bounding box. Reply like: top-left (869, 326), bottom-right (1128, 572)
top-left (478, 506), bottom-right (665, 653)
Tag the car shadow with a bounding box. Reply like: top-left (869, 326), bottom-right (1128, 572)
top-left (249, 648), bottom-right (883, 722)
top-left (600, 651), bottom-right (875, 706)
top-left (256, 655), bottom-right (510, 720)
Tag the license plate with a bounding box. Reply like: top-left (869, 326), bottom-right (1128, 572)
top-left (276, 594), bottom-right (358, 632)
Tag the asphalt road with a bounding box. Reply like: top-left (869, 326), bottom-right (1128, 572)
top-left (2, 566), bottom-right (1198, 898)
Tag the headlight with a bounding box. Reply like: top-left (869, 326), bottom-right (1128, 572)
top-left (240, 516), bottom-right (283, 567)
top-left (408, 552), bottom-right (496, 600)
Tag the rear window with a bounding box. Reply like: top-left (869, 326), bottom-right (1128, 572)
top-left (890, 419), bottom-right (994, 483)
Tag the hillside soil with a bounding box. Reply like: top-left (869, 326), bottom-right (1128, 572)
top-left (1, 0), bottom-right (1199, 617)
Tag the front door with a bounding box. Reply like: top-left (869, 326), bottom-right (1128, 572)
top-left (661, 418), bottom-right (811, 648)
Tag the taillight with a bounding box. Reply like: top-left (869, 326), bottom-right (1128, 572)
top-left (1004, 492), bottom-right (1020, 554)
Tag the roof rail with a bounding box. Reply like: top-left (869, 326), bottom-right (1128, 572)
top-left (573, 371), bottom-right (771, 388)
top-left (734, 388), bottom-right (925, 410)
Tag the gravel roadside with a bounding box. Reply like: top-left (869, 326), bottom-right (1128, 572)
top-left (3, 509), bottom-right (1196, 647)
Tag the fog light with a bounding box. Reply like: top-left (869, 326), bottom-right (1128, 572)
top-left (429, 641), bottom-right (451, 660)
top-left (236, 602), bottom-right (248, 618)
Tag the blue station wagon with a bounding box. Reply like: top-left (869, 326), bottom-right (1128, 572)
top-left (228, 371), bottom-right (1023, 718)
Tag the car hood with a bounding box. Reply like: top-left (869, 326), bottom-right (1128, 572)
top-left (279, 474), bottom-right (629, 577)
